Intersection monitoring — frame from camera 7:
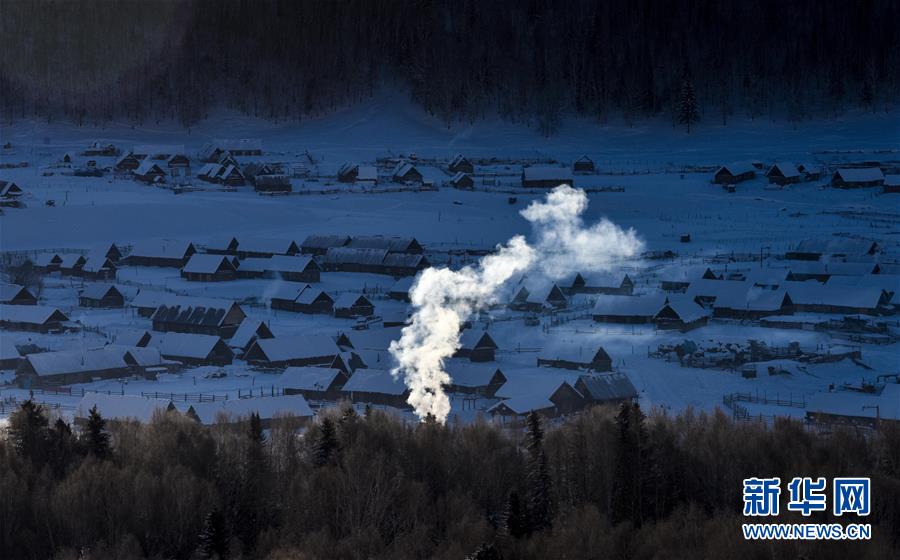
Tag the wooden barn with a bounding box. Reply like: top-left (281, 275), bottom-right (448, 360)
top-left (58, 254), bottom-right (87, 275)
top-left (254, 174), bottom-right (291, 193)
top-left (831, 168), bottom-right (885, 188)
top-left (151, 300), bottom-right (246, 338)
top-left (797, 163), bottom-right (823, 181)
top-left (127, 240), bottom-right (197, 267)
top-left (236, 238), bottom-right (300, 259)
top-left (134, 158), bottom-right (166, 184)
top-left (166, 153), bottom-right (191, 177)
top-left (16, 346), bottom-right (165, 387)
top-left (448, 154), bottom-right (474, 174)
top-left (713, 162), bottom-right (756, 184)
top-left (300, 234), bottom-right (351, 255)
top-left (653, 296), bottom-right (710, 331)
top-left (333, 293), bottom-right (375, 318)
top-left (538, 346), bottom-right (612, 372)
top-left (32, 253), bottom-right (62, 271)
top-left (265, 255), bottom-right (321, 282)
top-left (244, 334), bottom-right (349, 368)
top-left (1, 338), bottom-right (22, 370)
top-left (228, 319), bottom-right (274, 358)
top-left (765, 163), bottom-right (801, 185)
top-left (454, 330), bottom-right (498, 362)
top-left (574, 373), bottom-right (637, 405)
top-left (592, 294), bottom-right (666, 324)
top-left (323, 247), bottom-right (389, 274)
top-left (276, 367), bottom-right (349, 401)
top-left (79, 255), bottom-right (117, 281)
top-left (564, 272), bottom-right (634, 295)
top-left (149, 332), bottom-right (234, 366)
top-left (573, 155), bottom-right (595, 173)
top-left (0, 283), bottom-right (37, 306)
top-left (215, 164), bottom-right (246, 186)
top-left (381, 253), bottom-right (429, 276)
top-left (181, 254), bottom-right (238, 282)
top-left (270, 284), bottom-right (335, 314)
top-left (445, 362), bottom-right (507, 397)
top-left (341, 368), bottom-right (410, 408)
top-left (347, 236), bottom-right (424, 254)
top-left (391, 162), bottom-right (423, 184)
top-left (205, 236), bottom-right (240, 255)
top-left (0, 305), bottom-right (69, 333)
top-left (521, 166), bottom-right (574, 188)
top-left (449, 172), bottom-right (474, 189)
top-left (114, 152), bottom-right (141, 171)
top-left (79, 284), bottom-right (125, 308)
top-left (489, 379), bottom-right (585, 421)
top-left (0, 180), bottom-right (25, 199)
top-left (76, 394), bottom-right (176, 424)
top-left (187, 395), bottom-right (314, 428)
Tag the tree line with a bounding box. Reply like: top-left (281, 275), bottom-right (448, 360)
top-left (1, 0), bottom-right (896, 133)
top-left (2, 399), bottom-right (899, 559)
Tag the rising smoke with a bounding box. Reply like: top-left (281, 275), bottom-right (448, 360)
top-left (389, 185), bottom-right (643, 422)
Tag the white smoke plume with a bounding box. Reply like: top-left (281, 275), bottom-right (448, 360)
top-left (389, 185), bottom-right (643, 422)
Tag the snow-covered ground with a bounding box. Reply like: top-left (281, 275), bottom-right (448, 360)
top-left (1, 95), bottom-right (898, 424)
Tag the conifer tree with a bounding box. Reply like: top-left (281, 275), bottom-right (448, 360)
top-left (7, 399), bottom-right (50, 467)
top-left (503, 491), bottom-right (527, 538)
top-left (678, 79), bottom-right (699, 132)
top-left (524, 411), bottom-right (553, 533)
top-left (83, 405), bottom-right (110, 460)
top-left (313, 417), bottom-right (338, 467)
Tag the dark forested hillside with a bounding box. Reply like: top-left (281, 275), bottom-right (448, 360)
top-left (2, 401), bottom-right (899, 559)
top-left (1, 0), bottom-right (897, 132)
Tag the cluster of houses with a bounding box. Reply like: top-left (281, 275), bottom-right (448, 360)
top-left (712, 161), bottom-right (898, 193)
top-left (587, 237), bottom-right (896, 332)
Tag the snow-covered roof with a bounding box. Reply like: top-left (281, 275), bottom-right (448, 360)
top-left (266, 255), bottom-right (319, 273)
top-left (135, 159), bottom-right (165, 176)
top-left (333, 293), bottom-right (373, 309)
top-left (0, 337), bottom-right (21, 362)
top-left (342, 368), bottom-right (407, 395)
top-left (129, 239), bottom-right (194, 260)
top-left (459, 329), bottom-right (497, 350)
top-left (77, 394), bottom-right (174, 423)
top-left (389, 276), bottom-right (416, 295)
top-left (276, 367), bottom-right (345, 391)
top-left (783, 281), bottom-right (884, 309)
top-left (488, 395), bottom-right (555, 415)
top-left (347, 236), bottom-right (420, 253)
top-left (807, 384), bottom-right (900, 421)
top-left (357, 166), bottom-right (378, 181)
top-left (295, 287), bottom-right (332, 305)
top-left (834, 168), bottom-right (884, 183)
top-left (249, 335), bottom-right (341, 362)
top-left (79, 284), bottom-right (122, 301)
top-left (0, 304), bottom-right (69, 325)
top-left (0, 283), bottom-right (32, 303)
top-left (494, 371), bottom-right (580, 399)
top-left (576, 373), bottom-right (637, 401)
top-left (229, 319), bottom-right (270, 350)
top-left (58, 254), bottom-right (85, 268)
top-left (716, 162), bottom-right (756, 176)
top-left (657, 294), bottom-right (709, 322)
top-left (80, 256), bottom-right (114, 274)
top-left (383, 253), bottom-right (426, 269)
top-left (444, 361), bottom-right (505, 388)
top-left (347, 327), bottom-right (404, 351)
top-left (324, 247), bottom-right (389, 265)
top-left (131, 291), bottom-right (226, 311)
top-left (238, 238), bottom-right (298, 255)
top-left (592, 294), bottom-right (666, 317)
top-left (885, 175), bottom-right (900, 187)
top-left (392, 161), bottom-right (419, 179)
top-left (149, 332), bottom-right (227, 360)
top-left (792, 237), bottom-right (878, 256)
top-left (24, 345), bottom-right (158, 377)
top-left (182, 254), bottom-right (235, 274)
top-left (766, 162), bottom-right (800, 178)
top-left (236, 257), bottom-right (270, 273)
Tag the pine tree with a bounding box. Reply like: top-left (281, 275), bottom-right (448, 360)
top-left (48, 418), bottom-right (77, 477)
top-left (503, 491), bottom-right (527, 538)
top-left (313, 417), bottom-right (338, 467)
top-left (83, 405), bottom-right (110, 459)
top-left (611, 402), bottom-right (647, 526)
top-left (678, 79), bottom-right (699, 132)
top-left (7, 399), bottom-right (50, 467)
top-left (197, 509), bottom-right (229, 559)
top-left (524, 411), bottom-right (553, 533)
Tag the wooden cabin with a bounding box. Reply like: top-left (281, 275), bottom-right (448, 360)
top-left (0, 283), bottom-right (37, 306)
top-left (765, 163), bottom-right (801, 185)
top-left (831, 168), bottom-right (885, 188)
top-left (79, 284), bottom-right (125, 308)
top-left (713, 163), bottom-right (756, 184)
top-left (333, 294), bottom-right (375, 318)
top-left (181, 254), bottom-right (238, 282)
top-left (538, 347), bottom-right (612, 372)
top-left (522, 167), bottom-right (574, 188)
top-left (448, 154), bottom-right (474, 174)
top-left (573, 155), bottom-right (595, 173)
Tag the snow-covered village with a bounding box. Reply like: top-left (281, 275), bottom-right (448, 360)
top-left (1, 2), bottom-right (899, 559)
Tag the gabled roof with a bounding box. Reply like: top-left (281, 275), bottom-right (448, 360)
top-left (229, 319), bottom-right (273, 350)
top-left (347, 236), bottom-right (421, 253)
top-left (494, 370), bottom-right (580, 399)
top-left (392, 161), bottom-right (419, 178)
top-left (276, 367), bottom-right (345, 392)
top-left (0, 181), bottom-right (24, 197)
top-left (80, 255), bottom-right (115, 273)
top-left (540, 346), bottom-right (610, 365)
top-left (24, 345), bottom-right (161, 377)
top-left (389, 276), bottom-right (416, 295)
top-left (333, 293), bottom-right (374, 308)
top-left (324, 247), bottom-right (389, 265)
top-left (783, 281), bottom-right (884, 309)
top-left (266, 255), bottom-right (320, 273)
top-left (716, 162), bottom-right (756, 176)
top-left (238, 238), bottom-right (299, 255)
top-left (458, 329), bottom-right (497, 350)
top-left (79, 284), bottom-right (123, 301)
top-left (182, 254), bottom-right (236, 274)
top-left (656, 294), bottom-right (709, 322)
top-left (592, 294), bottom-right (666, 317)
top-left (151, 301), bottom-right (239, 328)
top-left (342, 368), bottom-right (407, 395)
top-left (834, 168), bottom-right (884, 182)
top-left (135, 159), bottom-right (166, 176)
top-left (766, 163), bottom-right (800, 178)
top-left (0, 283), bottom-right (33, 303)
top-left (129, 239), bottom-right (195, 260)
top-left (0, 304), bottom-right (69, 325)
top-left (248, 335), bottom-right (342, 362)
top-left (487, 395), bottom-right (555, 415)
top-left (131, 291), bottom-right (225, 311)
top-left (576, 373), bottom-right (637, 401)
top-left (149, 332), bottom-right (229, 360)
top-left (444, 362), bottom-right (506, 388)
